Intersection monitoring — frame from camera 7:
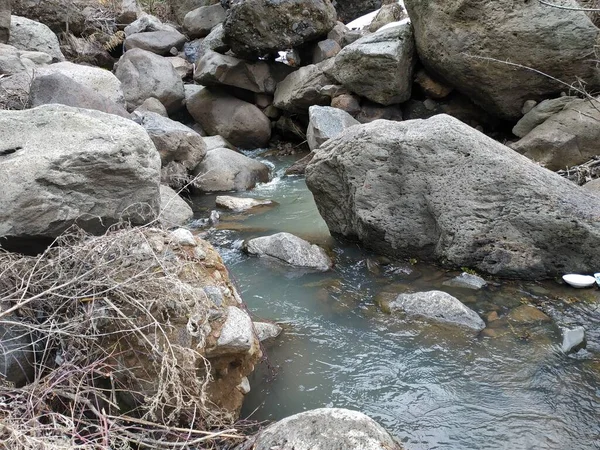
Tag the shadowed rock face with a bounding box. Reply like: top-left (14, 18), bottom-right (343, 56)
top-left (305, 114), bottom-right (600, 279)
top-left (404, 0), bottom-right (600, 120)
top-left (334, 0), bottom-right (382, 23)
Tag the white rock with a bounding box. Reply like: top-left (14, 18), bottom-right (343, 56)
top-left (237, 376), bottom-right (251, 394)
top-left (216, 195), bottom-right (274, 212)
top-left (170, 228), bottom-right (196, 246)
top-left (254, 321), bottom-right (282, 341)
top-left (214, 306), bottom-right (255, 355)
top-left (561, 326), bottom-right (585, 353)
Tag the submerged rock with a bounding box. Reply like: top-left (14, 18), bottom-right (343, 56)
top-left (561, 326), bottom-right (586, 353)
top-left (254, 321), bottom-right (282, 342)
top-left (216, 196), bottom-right (274, 212)
top-left (244, 232), bottom-right (333, 271)
top-left (388, 290), bottom-right (486, 331)
top-left (443, 272), bottom-right (487, 290)
top-left (507, 305), bottom-right (552, 324)
top-left (305, 114), bottom-right (600, 279)
top-left (238, 408), bottom-right (402, 450)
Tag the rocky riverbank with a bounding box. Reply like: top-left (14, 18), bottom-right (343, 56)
top-left (1, 0), bottom-right (599, 447)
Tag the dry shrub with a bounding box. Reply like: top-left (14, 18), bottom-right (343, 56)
top-left (0, 225), bottom-right (243, 449)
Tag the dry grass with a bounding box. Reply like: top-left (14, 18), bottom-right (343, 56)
top-left (0, 225), bottom-right (243, 449)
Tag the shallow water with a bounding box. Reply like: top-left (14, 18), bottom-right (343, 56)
top-left (191, 151), bottom-right (600, 450)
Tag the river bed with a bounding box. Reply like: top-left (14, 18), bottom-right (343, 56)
top-left (191, 150), bottom-right (600, 450)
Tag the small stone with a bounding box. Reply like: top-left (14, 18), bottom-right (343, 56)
top-left (507, 305), bottom-right (551, 324)
top-left (443, 272), bottom-right (487, 290)
top-left (170, 228), bottom-right (197, 246)
top-left (561, 326), bottom-right (585, 353)
top-left (237, 376), bottom-right (251, 394)
top-left (254, 321), bottom-right (282, 341)
top-left (521, 99), bottom-right (538, 115)
top-left (487, 311), bottom-right (499, 322)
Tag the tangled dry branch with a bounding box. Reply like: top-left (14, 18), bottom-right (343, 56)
top-left (0, 226), bottom-right (243, 449)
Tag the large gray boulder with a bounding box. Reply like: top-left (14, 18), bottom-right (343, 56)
top-left (244, 232), bottom-right (333, 271)
top-left (273, 60), bottom-right (337, 114)
top-left (8, 15), bottom-right (64, 61)
top-left (511, 98), bottom-right (600, 170)
top-left (187, 87), bottom-right (271, 148)
top-left (0, 105), bottom-right (161, 242)
top-left (36, 61), bottom-right (125, 106)
top-left (115, 48), bottom-right (185, 113)
top-left (388, 291), bottom-right (486, 331)
top-left (307, 105), bottom-right (359, 150)
top-left (29, 73), bottom-right (130, 117)
top-left (124, 30), bottom-right (187, 55)
top-left (305, 114), bottom-right (600, 279)
top-left (404, 0), bottom-right (600, 120)
top-left (159, 185), bottom-right (193, 227)
top-left (0, 0), bottom-right (9, 43)
top-left (192, 148), bottom-right (270, 192)
top-left (327, 22), bottom-right (415, 105)
top-left (194, 50), bottom-right (293, 94)
top-left (183, 3), bottom-right (226, 38)
top-left (238, 408), bottom-right (401, 450)
top-left (223, 0), bottom-right (337, 59)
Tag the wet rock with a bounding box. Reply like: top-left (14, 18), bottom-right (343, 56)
top-left (327, 23), bottom-right (414, 106)
top-left (183, 3), bottom-right (226, 39)
top-left (124, 30), bottom-right (187, 55)
top-left (187, 87), bottom-right (271, 148)
top-left (305, 114), bottom-right (600, 279)
top-left (414, 69), bottom-right (453, 100)
top-left (507, 305), bottom-right (552, 324)
top-left (29, 73), bottom-right (129, 118)
top-left (0, 105), bottom-right (161, 243)
top-left (223, 0), bottom-right (337, 59)
top-left (115, 48), bottom-right (185, 113)
top-left (307, 105), bottom-right (359, 150)
top-left (216, 196), bottom-right (274, 212)
top-left (159, 185), bottom-right (193, 227)
top-left (443, 272), bottom-right (487, 290)
top-left (9, 16), bottom-right (64, 61)
top-left (254, 321), bottom-right (282, 342)
top-left (194, 50), bottom-right (293, 94)
top-left (244, 232), bottom-right (333, 271)
top-left (124, 14), bottom-right (178, 36)
top-left (238, 408), bottom-right (402, 450)
top-left (487, 311), bottom-right (499, 322)
top-left (273, 60), bottom-right (337, 114)
top-left (512, 97), bottom-right (577, 138)
top-left (36, 61), bottom-right (125, 106)
top-left (562, 326), bottom-right (586, 353)
top-left (511, 97), bottom-right (600, 170)
top-left (192, 148), bottom-right (270, 192)
top-left (0, 0), bottom-right (9, 43)
top-left (388, 290), bottom-right (485, 331)
top-left (210, 306), bottom-right (256, 355)
top-left (404, 0), bottom-right (600, 120)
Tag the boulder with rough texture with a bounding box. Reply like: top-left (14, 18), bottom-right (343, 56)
top-left (192, 148), bottom-right (270, 192)
top-left (273, 60), bottom-right (337, 113)
top-left (124, 30), bottom-right (187, 55)
top-left (327, 23), bottom-right (414, 105)
top-left (388, 290), bottom-right (486, 331)
top-left (0, 0), bottom-right (9, 43)
top-left (183, 3), bottom-right (226, 38)
top-left (223, 0), bottom-right (337, 59)
top-left (335, 0), bottom-right (382, 23)
top-left (8, 15), bottom-right (64, 61)
top-left (244, 232), bottom-right (332, 271)
top-left (187, 87), bottom-right (271, 148)
top-left (209, 306), bottom-right (255, 356)
top-left (511, 98), bottom-right (600, 170)
top-left (305, 114), bottom-right (600, 279)
top-left (512, 97), bottom-right (577, 138)
top-left (29, 73), bottom-right (129, 117)
top-left (159, 185), bottom-right (193, 227)
top-left (36, 61), bottom-right (125, 106)
top-left (11, 0), bottom-right (90, 35)
top-left (238, 408), bottom-right (401, 450)
top-left (0, 105), bottom-right (161, 243)
top-left (307, 105), bottom-right (359, 150)
top-left (124, 14), bottom-right (179, 36)
top-left (216, 196), bottom-right (274, 211)
top-left (311, 38), bottom-right (341, 64)
top-left (194, 50), bottom-right (293, 94)
top-left (404, 0), bottom-right (600, 120)
top-left (115, 48), bottom-right (185, 113)
top-left (167, 56), bottom-right (193, 79)
top-left (171, 0), bottom-right (219, 24)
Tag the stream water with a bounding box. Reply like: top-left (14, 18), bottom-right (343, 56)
top-left (191, 150), bottom-right (600, 450)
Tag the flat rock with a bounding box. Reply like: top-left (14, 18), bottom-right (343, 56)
top-left (192, 148), bottom-right (270, 192)
top-left (307, 105), bottom-right (359, 150)
top-left (388, 290), bottom-right (486, 331)
top-left (238, 408), bottom-right (402, 450)
top-left (507, 305), bottom-right (552, 324)
top-left (216, 196), bottom-right (274, 211)
top-left (305, 114), bottom-right (600, 279)
top-left (124, 30), bottom-right (187, 55)
top-left (327, 22), bottom-right (415, 105)
top-left (0, 105), bottom-right (160, 244)
top-left (115, 48), bottom-right (185, 113)
top-left (244, 232), bottom-right (333, 271)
